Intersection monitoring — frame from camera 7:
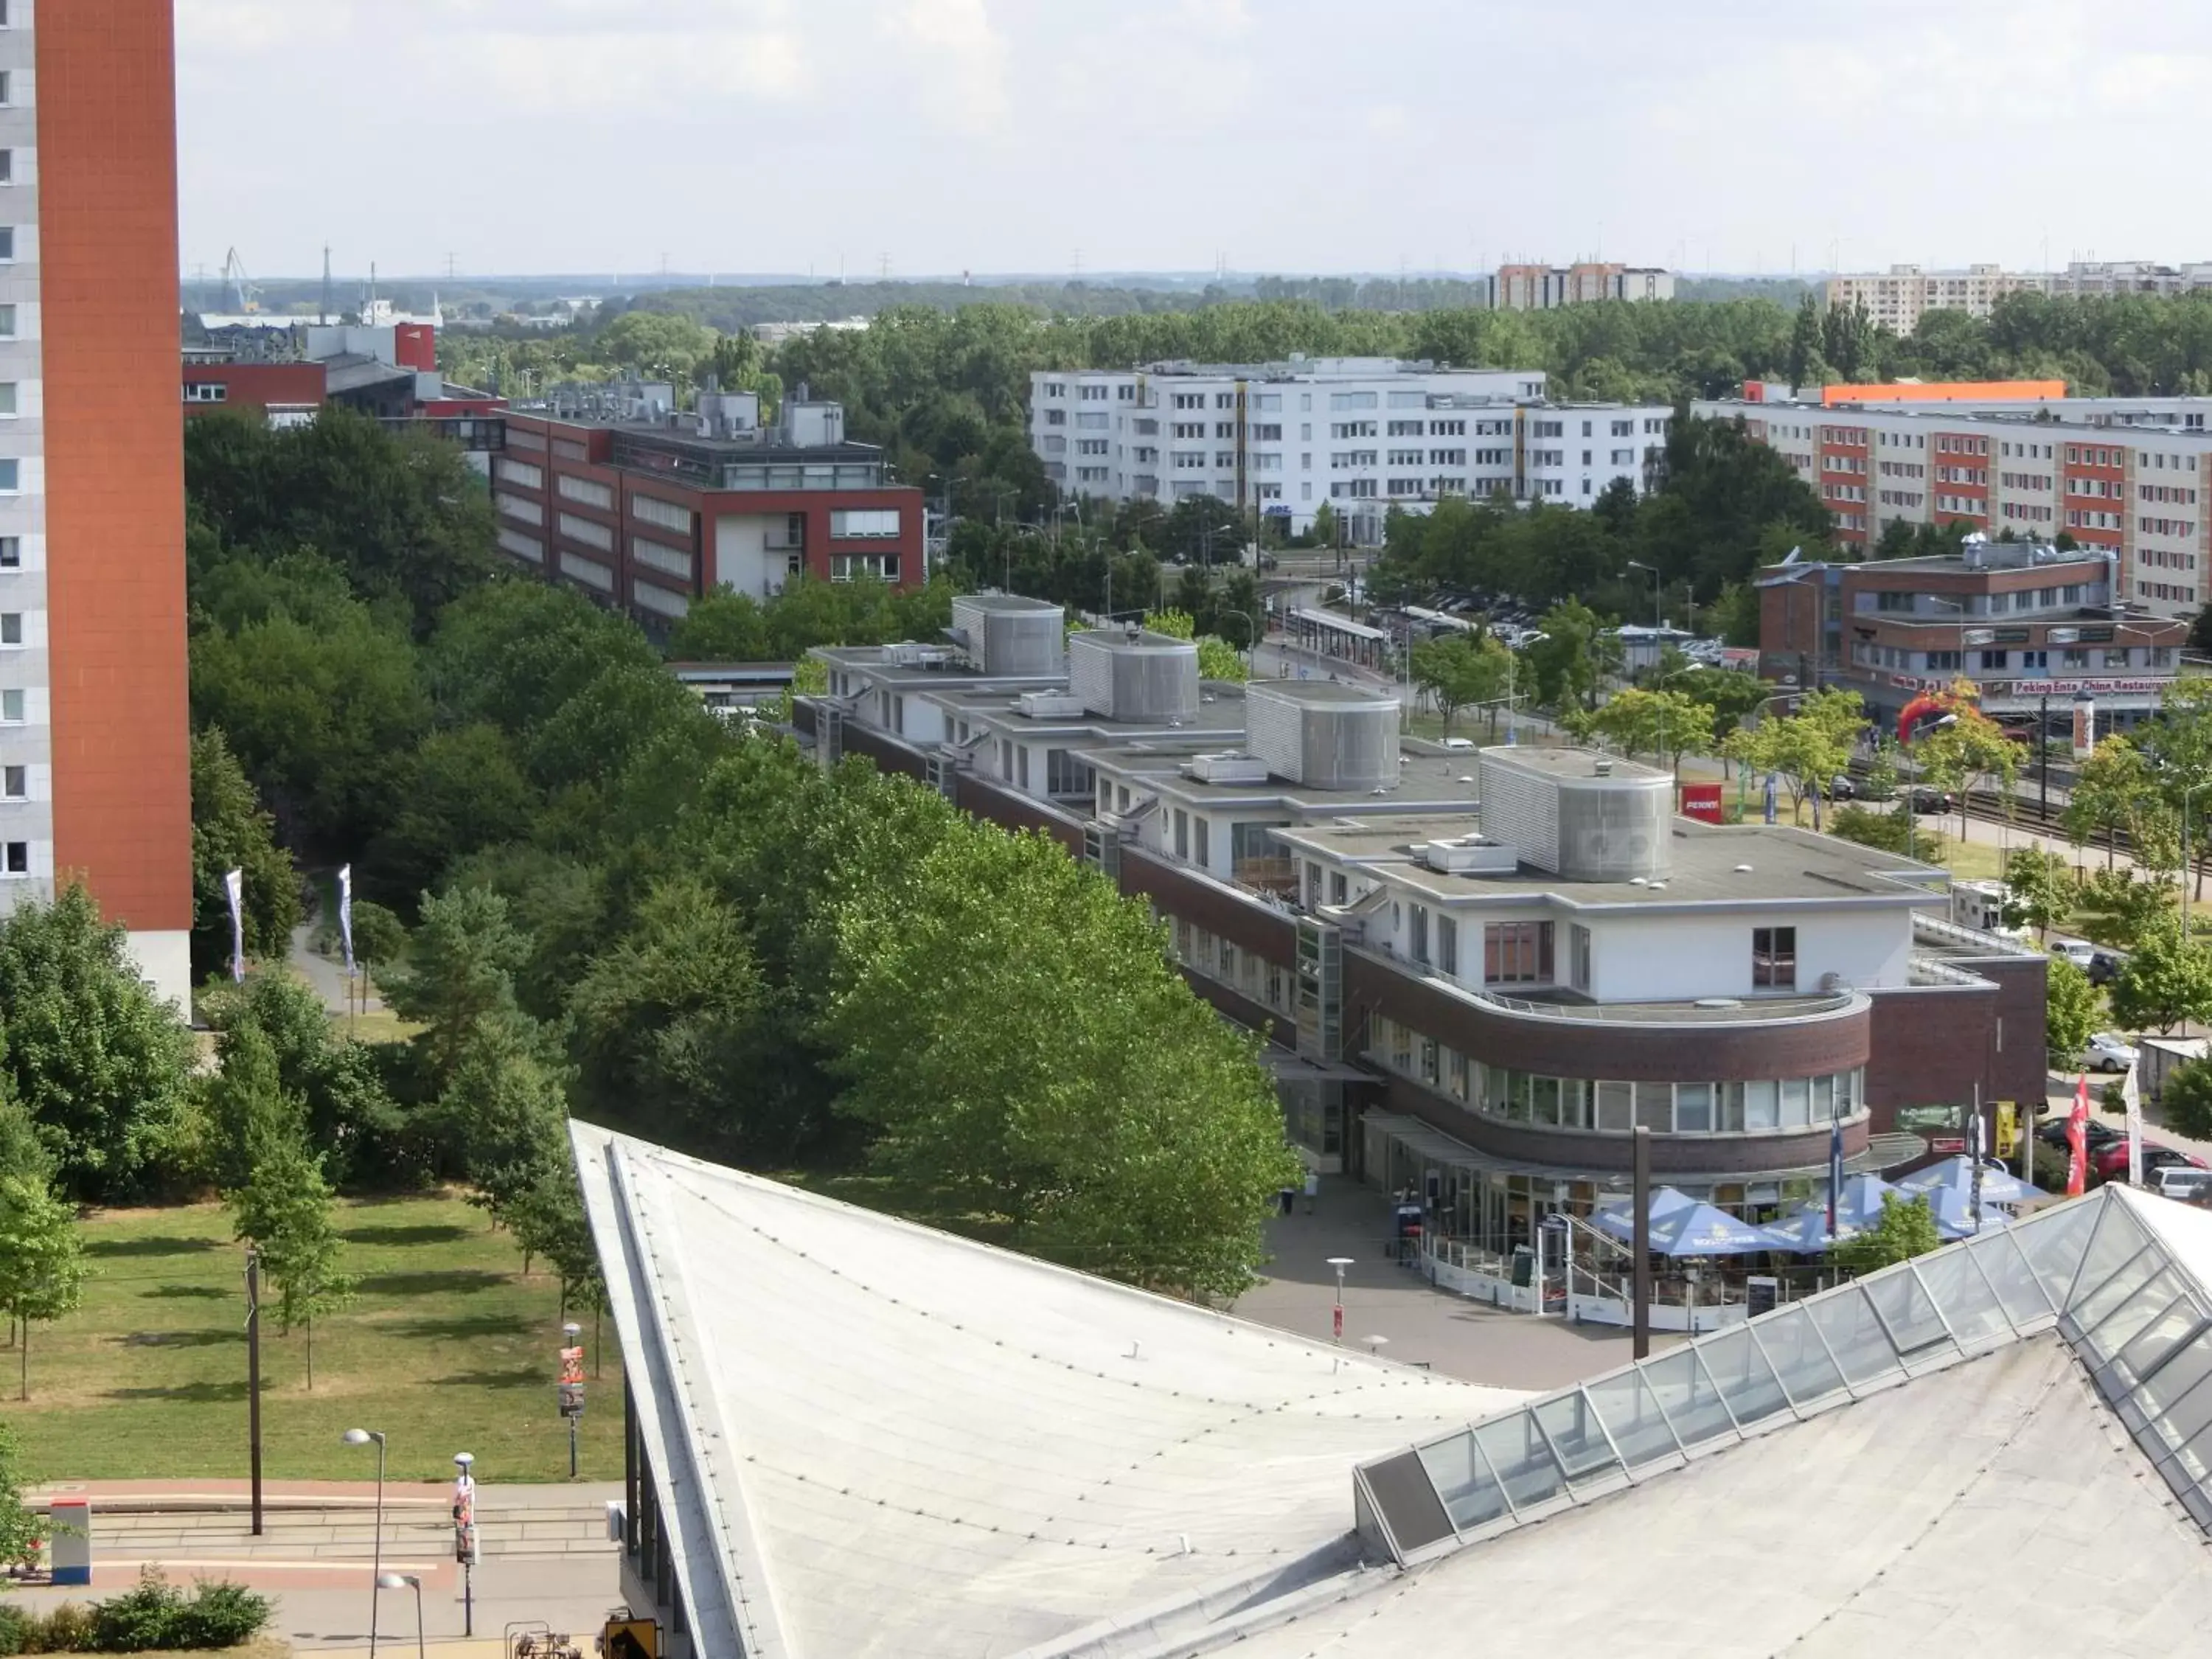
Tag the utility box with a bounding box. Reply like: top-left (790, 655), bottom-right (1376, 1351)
top-left (47, 1498), bottom-right (89, 1587)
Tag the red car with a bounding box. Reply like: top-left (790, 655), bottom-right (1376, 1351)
top-left (2093, 1142), bottom-right (2208, 1183)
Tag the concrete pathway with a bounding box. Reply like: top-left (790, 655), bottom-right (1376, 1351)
top-left (1234, 1173), bottom-right (1680, 1391)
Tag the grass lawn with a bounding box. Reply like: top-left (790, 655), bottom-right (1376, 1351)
top-left (6, 1194), bottom-right (622, 1486)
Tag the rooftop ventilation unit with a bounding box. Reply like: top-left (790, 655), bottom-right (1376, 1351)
top-left (1186, 753), bottom-right (1270, 785)
top-left (951, 595), bottom-right (1065, 676)
top-left (1419, 836), bottom-right (1518, 875)
top-left (1016, 691), bottom-right (1087, 720)
top-left (1478, 748), bottom-right (1672, 882)
top-left (1244, 683), bottom-right (1399, 790)
top-left (1069, 630), bottom-right (1200, 723)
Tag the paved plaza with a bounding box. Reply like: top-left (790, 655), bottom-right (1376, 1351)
top-left (1234, 1172), bottom-right (1681, 1389)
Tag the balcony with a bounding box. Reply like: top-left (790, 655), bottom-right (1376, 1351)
top-left (1468, 987), bottom-right (1863, 1026)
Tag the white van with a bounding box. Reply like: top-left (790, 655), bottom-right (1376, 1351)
top-left (2153, 1166), bottom-right (2212, 1203)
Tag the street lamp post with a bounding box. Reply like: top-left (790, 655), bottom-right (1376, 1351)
top-left (1326, 1257), bottom-right (1353, 1344)
top-left (342, 1429), bottom-right (387, 1659)
top-left (377, 1574), bottom-right (424, 1659)
top-left (1627, 560), bottom-right (1663, 629)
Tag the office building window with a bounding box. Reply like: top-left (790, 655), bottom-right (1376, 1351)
top-left (1, 843), bottom-right (25, 877)
top-left (1753, 926), bottom-right (1797, 990)
top-left (0, 229), bottom-right (14, 263)
top-left (1484, 921), bottom-right (1554, 985)
top-left (0, 613), bottom-right (18, 646)
top-left (1437, 915), bottom-right (1458, 977)
top-left (0, 689), bottom-right (20, 723)
top-left (0, 537), bottom-right (17, 568)
top-left (1409, 904), bottom-right (1429, 965)
top-left (0, 152), bottom-right (13, 186)
top-left (1570, 924), bottom-right (1592, 992)
top-left (0, 765), bottom-right (20, 800)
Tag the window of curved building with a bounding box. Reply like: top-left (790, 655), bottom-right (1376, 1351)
top-left (1367, 1015), bottom-right (1863, 1135)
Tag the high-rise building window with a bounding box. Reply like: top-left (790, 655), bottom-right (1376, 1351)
top-left (0, 538), bottom-right (17, 568)
top-left (0, 766), bottom-right (21, 799)
top-left (0, 152), bottom-right (15, 186)
top-left (0, 613), bottom-right (18, 646)
top-left (0, 689), bottom-right (20, 723)
top-left (0, 74), bottom-right (13, 106)
top-left (1, 844), bottom-right (26, 876)
top-left (0, 307), bottom-right (18, 339)
top-left (0, 229), bottom-right (15, 262)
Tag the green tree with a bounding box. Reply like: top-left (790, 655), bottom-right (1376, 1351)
top-left (1832, 1192), bottom-right (1941, 1274)
top-left (0, 1173), bottom-right (88, 1399)
top-left (0, 1418), bottom-right (39, 1571)
top-left (824, 823), bottom-right (1298, 1298)
top-left (189, 727), bottom-right (302, 984)
top-left (383, 887), bottom-right (530, 1088)
top-left (1740, 688), bottom-right (1866, 829)
top-left (370, 723), bottom-right (538, 902)
top-left (434, 1026), bottom-right (572, 1225)
top-left (228, 1140), bottom-right (352, 1388)
top-left (2067, 736), bottom-right (2154, 872)
top-left (1523, 599), bottom-right (1614, 713)
top-left (1914, 697), bottom-right (2020, 841)
top-left (192, 1021), bottom-right (307, 1194)
top-left (1587, 686), bottom-right (1716, 772)
top-left (0, 886), bottom-right (196, 1200)
top-left (2045, 955), bottom-right (2102, 1073)
top-left (2108, 918), bottom-right (2212, 1034)
top-left (567, 877), bottom-right (773, 1157)
top-left (1195, 636), bottom-right (1248, 682)
top-left (2161, 1057), bottom-right (2212, 1141)
top-left (666, 590), bottom-right (771, 661)
top-left (2002, 845), bottom-right (2075, 942)
top-left (1411, 633), bottom-right (1511, 735)
top-left (2140, 676), bottom-right (2212, 904)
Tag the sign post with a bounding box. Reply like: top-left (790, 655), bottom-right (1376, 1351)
top-left (560, 1325), bottom-right (585, 1481)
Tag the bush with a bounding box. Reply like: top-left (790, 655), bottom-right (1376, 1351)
top-left (2, 1568), bottom-right (276, 1654)
top-left (2164, 1057), bottom-right (2212, 1142)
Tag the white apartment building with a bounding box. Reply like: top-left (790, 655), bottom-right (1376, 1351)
top-left (1697, 392), bottom-right (2212, 617)
top-left (1826, 260), bottom-right (2212, 333)
top-left (1029, 358), bottom-right (1670, 540)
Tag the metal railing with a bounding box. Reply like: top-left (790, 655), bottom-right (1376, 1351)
top-left (1466, 985), bottom-right (1859, 1024)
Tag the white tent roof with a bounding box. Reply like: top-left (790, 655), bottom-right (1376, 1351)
top-left (572, 1124), bottom-right (1523, 1659)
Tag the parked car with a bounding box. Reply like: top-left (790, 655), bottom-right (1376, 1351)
top-left (1827, 774), bottom-right (1855, 801)
top-left (1440, 737), bottom-right (1475, 751)
top-left (2049, 938), bottom-right (2098, 971)
top-left (2088, 949), bottom-right (2125, 986)
top-left (1909, 786), bottom-right (1955, 814)
top-left (2038, 1116), bottom-right (2124, 1152)
top-left (2082, 1032), bottom-right (2140, 1074)
top-left (2154, 1166), bottom-right (2212, 1202)
top-left (2095, 1141), bottom-right (2208, 1183)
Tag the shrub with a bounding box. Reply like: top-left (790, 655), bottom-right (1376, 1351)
top-left (0, 1604), bottom-right (25, 1658)
top-left (31, 1568), bottom-right (275, 1653)
top-left (22, 1600), bottom-right (94, 1652)
top-left (86, 1571), bottom-right (181, 1653)
top-left (163, 1581), bottom-right (269, 1651)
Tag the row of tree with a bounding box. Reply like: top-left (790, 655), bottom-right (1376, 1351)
top-left (170, 409), bottom-right (1301, 1307)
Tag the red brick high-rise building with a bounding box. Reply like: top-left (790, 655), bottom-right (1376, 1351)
top-left (0, 1), bottom-right (192, 1006)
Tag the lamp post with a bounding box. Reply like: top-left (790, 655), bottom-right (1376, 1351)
top-left (1627, 560), bottom-right (1663, 629)
top-left (377, 1574), bottom-right (424, 1659)
top-left (1326, 1257), bottom-right (1353, 1344)
top-left (342, 1429), bottom-right (387, 1659)
top-left (451, 1453), bottom-right (476, 1638)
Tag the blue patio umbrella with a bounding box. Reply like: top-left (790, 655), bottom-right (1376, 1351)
top-left (1649, 1202), bottom-right (1787, 1258)
top-left (1588, 1186), bottom-right (1696, 1247)
top-left (1793, 1172), bottom-right (1906, 1231)
top-left (1921, 1180), bottom-right (2016, 1241)
top-left (1895, 1155), bottom-right (2038, 1208)
top-left (1764, 1206), bottom-right (1860, 1254)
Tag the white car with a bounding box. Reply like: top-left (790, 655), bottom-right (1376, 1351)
top-left (2083, 1032), bottom-right (2140, 1074)
top-left (2154, 1166), bottom-right (2212, 1203)
top-left (1440, 737), bottom-right (1476, 751)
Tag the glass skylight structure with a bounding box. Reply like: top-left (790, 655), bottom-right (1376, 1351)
top-left (1356, 1189), bottom-right (2212, 1560)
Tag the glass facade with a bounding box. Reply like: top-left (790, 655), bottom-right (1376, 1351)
top-left (1368, 1013), bottom-right (1863, 1136)
top-left (1361, 1192), bottom-right (2212, 1561)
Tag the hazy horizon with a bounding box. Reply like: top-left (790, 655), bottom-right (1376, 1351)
top-left (178, 0), bottom-right (2212, 283)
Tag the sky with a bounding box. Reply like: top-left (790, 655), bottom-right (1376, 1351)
top-left (177, 0), bottom-right (2212, 282)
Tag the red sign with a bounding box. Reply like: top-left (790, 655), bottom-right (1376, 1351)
top-left (1680, 782), bottom-right (1724, 824)
top-left (1930, 1137), bottom-right (1967, 1155)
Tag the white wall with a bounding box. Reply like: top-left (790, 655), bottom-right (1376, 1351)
top-left (1582, 908), bottom-right (1914, 1001)
top-left (715, 513), bottom-right (785, 600)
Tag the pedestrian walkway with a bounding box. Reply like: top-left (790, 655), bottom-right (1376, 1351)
top-left (1232, 1173), bottom-right (1679, 1391)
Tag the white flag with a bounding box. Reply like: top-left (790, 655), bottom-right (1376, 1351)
top-left (223, 868), bottom-right (245, 984)
top-left (2124, 1059), bottom-right (2145, 1187)
top-left (338, 863), bottom-right (356, 973)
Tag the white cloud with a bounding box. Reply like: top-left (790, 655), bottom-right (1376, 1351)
top-left (454, 24), bottom-right (813, 111)
top-left (891, 0), bottom-right (1012, 136)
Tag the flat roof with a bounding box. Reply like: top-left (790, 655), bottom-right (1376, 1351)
top-left (927, 682), bottom-right (1248, 737)
top-left (951, 591), bottom-right (1064, 614)
top-left (1480, 745), bottom-right (1669, 783)
top-left (1288, 606), bottom-right (1391, 641)
top-left (1273, 816), bottom-right (1950, 909)
top-left (1088, 744), bottom-right (1485, 811)
top-left (1248, 678), bottom-right (1402, 711)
